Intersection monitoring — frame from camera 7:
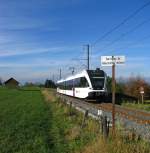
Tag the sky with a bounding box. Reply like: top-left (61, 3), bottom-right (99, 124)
top-left (0, 0), bottom-right (150, 83)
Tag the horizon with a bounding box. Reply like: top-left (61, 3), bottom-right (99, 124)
top-left (1, 68), bottom-right (150, 85)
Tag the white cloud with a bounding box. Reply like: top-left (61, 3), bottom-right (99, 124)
top-left (0, 46), bottom-right (72, 57)
top-left (0, 16), bottom-right (61, 31)
top-left (0, 57), bottom-right (75, 68)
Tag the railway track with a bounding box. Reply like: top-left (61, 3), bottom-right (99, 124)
top-left (57, 93), bottom-right (150, 140)
top-left (57, 93), bottom-right (150, 125)
top-left (96, 103), bottom-right (150, 124)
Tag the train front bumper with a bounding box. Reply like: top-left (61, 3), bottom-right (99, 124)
top-left (88, 91), bottom-right (106, 98)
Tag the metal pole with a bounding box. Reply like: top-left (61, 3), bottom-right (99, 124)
top-left (87, 44), bottom-right (90, 70)
top-left (72, 67), bottom-right (75, 75)
top-left (141, 93), bottom-right (144, 104)
top-left (69, 67), bottom-right (75, 75)
top-left (60, 69), bottom-right (61, 80)
top-left (112, 58), bottom-right (116, 134)
top-left (53, 74), bottom-right (54, 82)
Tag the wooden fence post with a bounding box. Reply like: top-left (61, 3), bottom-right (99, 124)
top-left (81, 110), bottom-right (89, 128)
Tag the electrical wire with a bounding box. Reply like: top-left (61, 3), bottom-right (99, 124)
top-left (92, 0), bottom-right (150, 46)
top-left (92, 33), bottom-right (150, 58)
top-left (97, 17), bottom-right (150, 51)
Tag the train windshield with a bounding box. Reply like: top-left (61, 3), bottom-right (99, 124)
top-left (90, 77), bottom-right (104, 90)
top-left (87, 69), bottom-right (105, 90)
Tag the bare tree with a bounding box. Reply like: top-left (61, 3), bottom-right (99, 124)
top-left (124, 76), bottom-right (150, 101)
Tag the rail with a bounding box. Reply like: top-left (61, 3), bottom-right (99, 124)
top-left (56, 93), bottom-right (150, 140)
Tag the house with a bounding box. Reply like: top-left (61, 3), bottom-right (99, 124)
top-left (4, 78), bottom-right (19, 87)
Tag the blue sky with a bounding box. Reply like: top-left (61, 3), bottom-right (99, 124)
top-left (0, 0), bottom-right (150, 83)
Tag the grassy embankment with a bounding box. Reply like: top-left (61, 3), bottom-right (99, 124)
top-left (0, 87), bottom-right (149, 153)
top-left (43, 89), bottom-right (150, 153)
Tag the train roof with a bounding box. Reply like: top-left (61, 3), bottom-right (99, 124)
top-left (57, 69), bottom-right (87, 83)
top-left (57, 68), bottom-right (105, 83)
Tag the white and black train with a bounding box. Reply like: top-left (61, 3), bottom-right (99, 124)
top-left (57, 68), bottom-right (107, 99)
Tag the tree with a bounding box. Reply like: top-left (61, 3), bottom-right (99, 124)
top-left (0, 78), bottom-right (2, 86)
top-left (24, 82), bottom-right (35, 87)
top-left (124, 76), bottom-right (150, 100)
top-left (45, 79), bottom-right (56, 88)
top-left (106, 76), bottom-right (125, 93)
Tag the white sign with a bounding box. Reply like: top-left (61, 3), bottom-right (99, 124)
top-left (97, 110), bottom-right (103, 116)
top-left (101, 56), bottom-right (125, 66)
top-left (140, 91), bottom-right (144, 94)
top-left (140, 87), bottom-right (144, 94)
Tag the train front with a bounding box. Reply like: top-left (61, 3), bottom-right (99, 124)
top-left (87, 69), bottom-right (107, 99)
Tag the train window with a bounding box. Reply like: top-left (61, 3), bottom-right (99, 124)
top-left (79, 77), bottom-right (89, 87)
top-left (59, 77), bottom-right (89, 89)
top-left (58, 82), bottom-right (66, 89)
top-left (74, 78), bottom-right (80, 87)
top-left (66, 81), bottom-right (68, 90)
top-left (90, 77), bottom-right (104, 90)
top-left (60, 82), bottom-right (64, 89)
top-left (73, 77), bottom-right (89, 88)
top-left (66, 80), bottom-right (73, 90)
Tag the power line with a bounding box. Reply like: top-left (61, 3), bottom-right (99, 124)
top-left (72, 44), bottom-right (90, 70)
top-left (59, 69), bottom-right (62, 80)
top-left (69, 67), bottom-right (75, 74)
top-left (92, 0), bottom-right (150, 46)
top-left (92, 33), bottom-right (150, 58)
top-left (97, 17), bottom-right (150, 51)
top-left (111, 33), bottom-right (150, 52)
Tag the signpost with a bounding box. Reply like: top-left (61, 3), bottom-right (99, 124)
top-left (101, 56), bottom-right (125, 66)
top-left (101, 55), bottom-right (125, 134)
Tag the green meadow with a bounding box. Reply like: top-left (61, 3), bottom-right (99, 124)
top-left (0, 87), bottom-right (97, 153)
top-left (0, 87), bottom-right (52, 153)
top-left (0, 87), bottom-right (149, 153)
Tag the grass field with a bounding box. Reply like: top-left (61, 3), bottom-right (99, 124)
top-left (0, 87), bottom-right (98, 153)
top-left (0, 87), bottom-right (149, 153)
top-left (0, 87), bottom-right (52, 153)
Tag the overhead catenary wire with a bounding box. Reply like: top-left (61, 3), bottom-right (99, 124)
top-left (92, 0), bottom-right (150, 47)
top-left (96, 17), bottom-right (150, 51)
top-left (91, 33), bottom-right (150, 60)
top-left (71, 1), bottom-right (150, 71)
top-left (109, 33), bottom-right (150, 53)
top-left (72, 44), bottom-right (90, 70)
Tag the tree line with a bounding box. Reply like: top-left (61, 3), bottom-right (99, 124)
top-left (107, 76), bottom-right (150, 100)
top-left (24, 79), bottom-right (56, 88)
top-left (1, 76), bottom-right (150, 101)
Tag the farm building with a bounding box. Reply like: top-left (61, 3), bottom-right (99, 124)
top-left (4, 78), bottom-right (19, 87)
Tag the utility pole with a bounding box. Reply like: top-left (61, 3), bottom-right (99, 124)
top-left (72, 44), bottom-right (90, 70)
top-left (112, 56), bottom-right (116, 134)
top-left (69, 67), bottom-right (75, 75)
top-left (86, 44), bottom-right (90, 70)
top-left (52, 74), bottom-right (55, 83)
top-left (101, 55), bottom-right (125, 136)
top-left (59, 69), bottom-right (62, 80)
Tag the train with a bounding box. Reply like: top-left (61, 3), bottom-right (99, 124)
top-left (56, 68), bottom-right (107, 99)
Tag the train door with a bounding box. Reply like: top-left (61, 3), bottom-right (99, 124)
top-left (73, 87), bottom-right (75, 97)
top-left (73, 79), bottom-right (75, 97)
